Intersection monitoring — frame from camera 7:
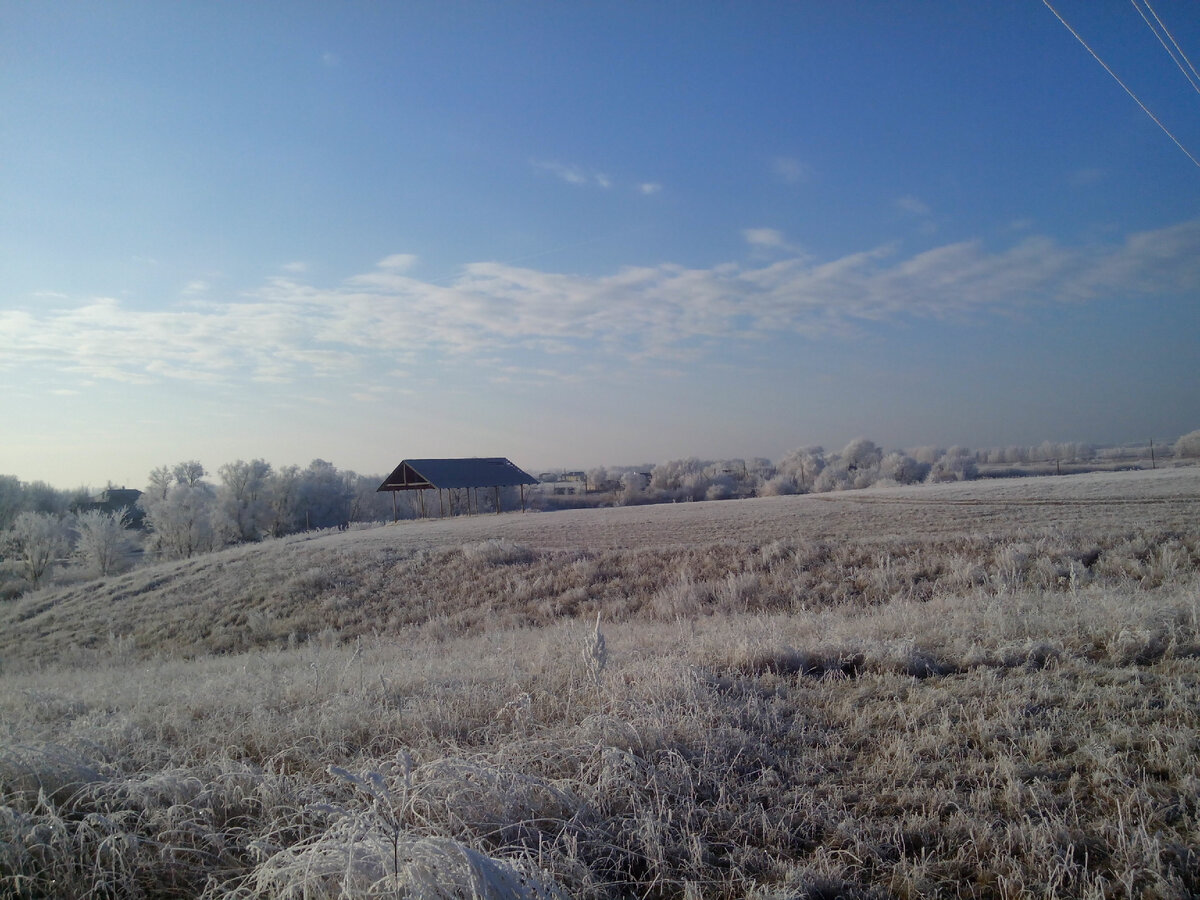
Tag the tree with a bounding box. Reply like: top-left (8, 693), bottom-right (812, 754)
top-left (216, 458), bottom-right (273, 542)
top-left (146, 465), bottom-right (174, 501)
top-left (0, 475), bottom-right (22, 531)
top-left (840, 437), bottom-right (883, 472)
top-left (296, 459), bottom-right (353, 529)
top-left (1174, 429), bottom-right (1200, 459)
top-left (139, 464), bottom-right (217, 559)
top-left (879, 452), bottom-right (929, 485)
top-left (927, 450), bottom-right (979, 483)
top-left (5, 511), bottom-right (70, 588)
top-left (172, 460), bottom-right (206, 487)
top-left (75, 508), bottom-right (133, 576)
top-left (619, 471), bottom-right (647, 506)
top-left (259, 465), bottom-right (297, 536)
top-left (775, 446), bottom-right (826, 493)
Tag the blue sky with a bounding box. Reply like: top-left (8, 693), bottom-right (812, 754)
top-left (3, 1), bottom-right (1199, 487)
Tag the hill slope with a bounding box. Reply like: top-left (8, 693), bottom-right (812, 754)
top-left (2, 468), bottom-right (1199, 898)
top-left (2, 468), bottom-right (1198, 670)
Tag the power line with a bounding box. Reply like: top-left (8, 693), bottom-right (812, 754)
top-left (1043, 0), bottom-right (1200, 170)
top-left (1132, 0), bottom-right (1200, 96)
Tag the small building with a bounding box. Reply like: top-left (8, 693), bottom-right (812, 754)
top-left (533, 470), bottom-right (589, 496)
top-left (376, 457), bottom-right (539, 519)
top-left (82, 487), bottom-right (145, 527)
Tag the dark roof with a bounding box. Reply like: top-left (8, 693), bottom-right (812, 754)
top-left (377, 458), bottom-right (539, 492)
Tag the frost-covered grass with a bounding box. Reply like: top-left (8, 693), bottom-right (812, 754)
top-left (1, 469), bottom-right (1199, 898)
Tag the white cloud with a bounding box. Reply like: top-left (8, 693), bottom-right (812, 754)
top-left (895, 194), bottom-right (931, 216)
top-left (377, 253), bottom-right (418, 272)
top-left (772, 156), bottom-right (810, 185)
top-left (281, 261), bottom-right (308, 273)
top-left (1070, 167), bottom-right (1106, 186)
top-left (743, 228), bottom-right (789, 249)
top-left (638, 182), bottom-right (662, 195)
top-left (4, 220), bottom-right (1199, 386)
top-left (532, 159), bottom-right (613, 189)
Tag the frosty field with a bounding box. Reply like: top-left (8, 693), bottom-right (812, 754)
top-left (1, 468), bottom-right (1199, 898)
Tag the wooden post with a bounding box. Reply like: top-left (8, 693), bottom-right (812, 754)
top-left (495, 485), bottom-right (501, 514)
top-left (1150, 439), bottom-right (1156, 469)
top-left (438, 489), bottom-right (445, 518)
top-left (520, 484), bottom-right (526, 512)
top-left (391, 491), bottom-right (397, 523)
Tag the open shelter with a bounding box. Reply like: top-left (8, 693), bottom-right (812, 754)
top-left (376, 457), bottom-right (539, 520)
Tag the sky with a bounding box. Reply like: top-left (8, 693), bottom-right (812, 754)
top-left (2, 1), bottom-right (1199, 488)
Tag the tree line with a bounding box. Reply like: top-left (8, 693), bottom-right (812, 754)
top-left (2, 430), bottom-right (1197, 598)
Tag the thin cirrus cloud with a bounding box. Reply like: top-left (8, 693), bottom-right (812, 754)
top-left (3, 219), bottom-right (1199, 388)
top-left (531, 159), bottom-right (613, 189)
top-left (772, 156), bottom-right (811, 185)
top-left (895, 195), bottom-right (932, 216)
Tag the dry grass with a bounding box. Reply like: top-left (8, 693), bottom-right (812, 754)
top-left (1, 469), bottom-right (1199, 898)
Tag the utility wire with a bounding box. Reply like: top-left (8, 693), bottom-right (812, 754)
top-left (1132, 0), bottom-right (1200, 95)
top-left (1043, 0), bottom-right (1200, 170)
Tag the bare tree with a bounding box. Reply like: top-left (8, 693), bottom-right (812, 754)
top-left (297, 459), bottom-right (353, 529)
top-left (0, 475), bottom-right (22, 531)
top-left (172, 460), bottom-right (206, 487)
top-left (140, 465), bottom-right (217, 559)
top-left (5, 511), bottom-right (70, 588)
top-left (217, 458), bottom-right (273, 542)
top-left (146, 465), bottom-right (174, 501)
top-left (265, 465), bottom-right (301, 536)
top-left (75, 508), bottom-right (133, 576)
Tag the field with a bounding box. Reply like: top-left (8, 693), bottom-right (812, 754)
top-left (1, 468), bottom-right (1199, 898)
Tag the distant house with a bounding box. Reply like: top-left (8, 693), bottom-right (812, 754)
top-left (533, 470), bottom-right (589, 496)
top-left (83, 487), bottom-right (145, 527)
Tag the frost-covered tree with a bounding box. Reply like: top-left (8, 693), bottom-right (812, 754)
top-left (910, 446), bottom-right (945, 465)
top-left (264, 465), bottom-right (301, 536)
top-left (75, 508), bottom-right (133, 576)
top-left (586, 467), bottom-right (612, 493)
top-left (0, 475), bottom-right (23, 531)
top-left (216, 458), bottom-right (273, 542)
top-left (840, 438), bottom-right (883, 472)
top-left (650, 458), bottom-right (708, 499)
top-left (146, 465), bottom-right (173, 502)
top-left (5, 511), bottom-right (70, 587)
top-left (619, 470), bottom-right (648, 506)
top-left (172, 460), bottom-right (206, 487)
top-left (758, 474), bottom-right (798, 496)
top-left (879, 452), bottom-right (929, 485)
top-left (926, 449), bottom-right (979, 483)
top-left (813, 465), bottom-right (853, 492)
top-left (139, 465), bottom-right (217, 559)
top-left (348, 472), bottom-right (398, 522)
top-left (296, 459), bottom-right (354, 529)
top-left (772, 446), bottom-right (826, 494)
top-left (1174, 429), bottom-right (1200, 459)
